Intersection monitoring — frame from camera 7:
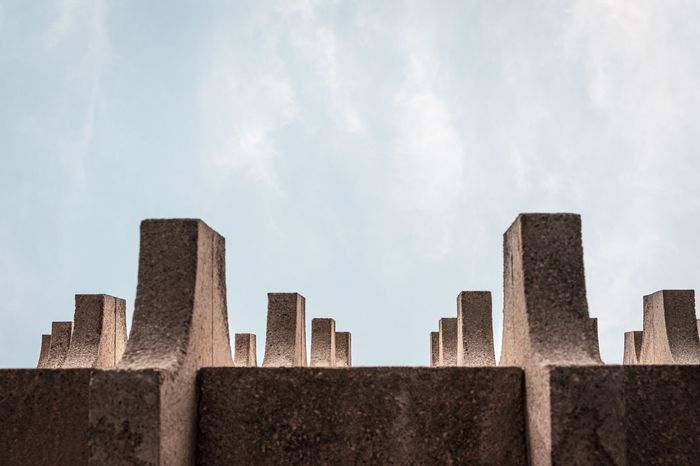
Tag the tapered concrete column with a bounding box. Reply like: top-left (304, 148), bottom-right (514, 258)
top-left (311, 318), bottom-right (336, 367)
top-left (639, 290), bottom-right (700, 364)
top-left (623, 331), bottom-right (643, 365)
top-left (438, 318), bottom-right (458, 367)
top-left (234, 333), bottom-right (257, 367)
top-left (62, 294), bottom-right (127, 368)
top-left (335, 332), bottom-right (352, 367)
top-left (46, 321), bottom-right (72, 368)
top-left (457, 291), bottom-right (495, 366)
top-left (263, 293), bottom-right (307, 367)
top-left (430, 331), bottom-right (439, 367)
top-left (89, 219), bottom-right (234, 465)
top-left (36, 334), bottom-right (51, 368)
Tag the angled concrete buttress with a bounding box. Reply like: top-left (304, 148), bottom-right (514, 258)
top-left (311, 318), bottom-right (336, 367)
top-left (456, 291), bottom-right (495, 366)
top-left (234, 333), bottom-right (257, 367)
top-left (62, 294), bottom-right (127, 368)
top-left (438, 317), bottom-right (458, 367)
top-left (335, 331), bottom-right (352, 367)
top-left (263, 293), bottom-right (307, 367)
top-left (639, 290), bottom-right (700, 364)
top-left (430, 331), bottom-right (439, 367)
top-left (89, 219), bottom-right (234, 465)
top-left (46, 321), bottom-right (72, 368)
top-left (36, 334), bottom-right (51, 368)
top-left (623, 331), bottom-right (643, 365)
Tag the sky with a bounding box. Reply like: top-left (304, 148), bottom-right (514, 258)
top-left (2, 0), bottom-right (700, 367)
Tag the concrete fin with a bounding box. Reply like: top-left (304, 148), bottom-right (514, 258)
top-left (310, 318), bottom-right (336, 367)
top-left (639, 290), bottom-right (700, 364)
top-left (36, 334), bottom-right (51, 368)
top-left (46, 321), bottom-right (72, 368)
top-left (457, 291), bottom-right (496, 366)
top-left (438, 317), bottom-right (458, 367)
top-left (335, 331), bottom-right (352, 368)
top-left (234, 333), bottom-right (257, 367)
top-left (262, 293), bottom-right (307, 367)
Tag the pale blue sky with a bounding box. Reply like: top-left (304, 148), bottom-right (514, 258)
top-left (2, 1), bottom-right (700, 367)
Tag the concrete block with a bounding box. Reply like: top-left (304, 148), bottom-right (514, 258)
top-left (197, 367), bottom-right (527, 465)
top-left (438, 317), bottom-right (458, 366)
top-left (430, 331), bottom-right (439, 367)
top-left (335, 331), bottom-right (352, 367)
top-left (639, 290), bottom-right (700, 364)
top-left (310, 318), bottom-right (336, 367)
top-left (456, 291), bottom-right (495, 366)
top-left (234, 333), bottom-right (257, 367)
top-left (263, 293), bottom-right (307, 367)
top-left (36, 334), bottom-right (51, 368)
top-left (46, 321), bottom-right (72, 368)
top-left (623, 331), bottom-right (642, 365)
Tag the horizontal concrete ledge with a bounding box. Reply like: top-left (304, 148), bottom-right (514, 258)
top-left (197, 367), bottom-right (527, 465)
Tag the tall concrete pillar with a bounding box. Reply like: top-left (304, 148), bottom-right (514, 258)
top-left (430, 331), bottom-right (439, 367)
top-left (311, 318), bottom-right (336, 368)
top-left (456, 291), bottom-right (495, 366)
top-left (438, 318), bottom-right (458, 367)
top-left (263, 293), bottom-right (307, 367)
top-left (335, 331), bottom-right (352, 367)
top-left (36, 334), bottom-right (51, 368)
top-left (639, 290), bottom-right (700, 364)
top-left (46, 321), bottom-right (72, 368)
top-left (623, 331), bottom-right (643, 365)
top-left (234, 333), bottom-right (257, 367)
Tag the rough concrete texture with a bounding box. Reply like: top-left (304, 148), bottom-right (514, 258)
top-left (197, 367), bottom-right (526, 465)
top-left (335, 331), bottom-right (352, 367)
top-left (263, 293), bottom-right (307, 367)
top-left (456, 291), bottom-right (495, 366)
top-left (438, 317), bottom-right (458, 366)
top-left (639, 290), bottom-right (700, 364)
top-left (46, 321), bottom-right (72, 368)
top-left (234, 333), bottom-right (257, 367)
top-left (430, 331), bottom-right (439, 367)
top-left (499, 214), bottom-right (601, 466)
top-left (623, 331), bottom-right (643, 365)
top-left (0, 369), bottom-right (92, 466)
top-left (310, 318), bottom-right (336, 367)
top-left (89, 219), bottom-right (234, 465)
top-left (62, 294), bottom-right (127, 368)
top-left (36, 334), bottom-right (51, 368)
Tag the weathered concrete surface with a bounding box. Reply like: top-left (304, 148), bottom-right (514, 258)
top-left (63, 294), bottom-right (127, 368)
top-left (310, 318), bottom-right (336, 367)
top-left (430, 331), bottom-right (439, 367)
top-left (233, 333), bottom-right (257, 367)
top-left (623, 331), bottom-right (643, 365)
top-left (46, 321), bottom-right (72, 368)
top-left (438, 317), bottom-right (458, 367)
top-left (263, 293), bottom-right (307, 367)
top-left (197, 367), bottom-right (526, 465)
top-left (500, 214), bottom-right (601, 466)
top-left (89, 219), bottom-right (233, 465)
top-left (0, 369), bottom-right (92, 466)
top-left (456, 291), bottom-right (495, 366)
top-left (36, 334), bottom-right (51, 368)
top-left (639, 290), bottom-right (700, 364)
top-left (335, 331), bottom-right (352, 367)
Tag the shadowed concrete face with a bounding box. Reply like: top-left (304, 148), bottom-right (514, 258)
top-left (438, 317), bottom-right (458, 367)
top-left (639, 290), bottom-right (700, 364)
top-left (457, 291), bottom-right (495, 366)
top-left (46, 321), bottom-right (72, 368)
top-left (234, 333), bottom-right (257, 367)
top-left (263, 293), bottom-right (307, 367)
top-left (430, 331), bottom-right (439, 367)
top-left (62, 294), bottom-right (127, 369)
top-left (311, 318), bottom-right (336, 367)
top-left (335, 331), bottom-right (351, 367)
top-left (89, 219), bottom-right (234, 465)
top-left (37, 334), bottom-right (51, 368)
top-left (623, 331), bottom-right (643, 365)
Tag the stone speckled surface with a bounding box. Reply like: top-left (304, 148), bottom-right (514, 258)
top-left (335, 331), bottom-right (351, 367)
top-left (233, 333), bottom-right (257, 367)
top-left (46, 321), bottom-right (72, 368)
top-left (456, 291), bottom-right (495, 366)
top-left (623, 331), bottom-right (643, 365)
top-left (263, 293), bottom-right (307, 367)
top-left (438, 317), bottom-right (458, 366)
top-left (310, 318), bottom-right (336, 367)
top-left (639, 290), bottom-right (700, 364)
top-left (197, 367), bottom-right (526, 465)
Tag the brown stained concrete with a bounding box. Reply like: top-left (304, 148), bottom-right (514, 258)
top-left (639, 290), bottom-right (700, 364)
top-left (499, 213), bottom-right (601, 466)
top-left (46, 321), bottom-right (73, 368)
top-left (197, 367), bottom-right (527, 465)
top-left (234, 333), bottom-right (257, 367)
top-left (89, 219), bottom-right (234, 466)
top-left (62, 294), bottom-right (127, 368)
top-left (335, 331), bottom-right (352, 367)
top-left (36, 334), bottom-right (51, 368)
top-left (456, 291), bottom-right (496, 366)
top-left (430, 331), bottom-right (439, 367)
top-left (263, 293), bottom-right (307, 367)
top-left (438, 317), bottom-right (458, 366)
top-left (310, 318), bottom-right (336, 367)
top-left (623, 331), bottom-right (643, 365)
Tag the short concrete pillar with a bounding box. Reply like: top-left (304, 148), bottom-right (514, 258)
top-left (639, 290), bottom-right (700, 364)
top-left (623, 331), bottom-right (642, 365)
top-left (234, 333), bottom-right (257, 367)
top-left (430, 331), bottom-right (439, 367)
top-left (438, 318), bottom-right (458, 367)
top-left (456, 291), bottom-right (495, 366)
top-left (46, 321), bottom-right (72, 368)
top-left (311, 318), bottom-right (336, 367)
top-left (263, 293), bottom-right (307, 367)
top-left (36, 334), bottom-right (51, 368)
top-left (335, 332), bottom-right (352, 367)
